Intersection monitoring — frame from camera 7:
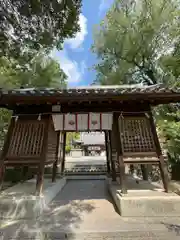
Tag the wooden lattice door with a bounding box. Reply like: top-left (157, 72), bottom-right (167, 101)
top-left (119, 115), bottom-right (156, 155)
top-left (5, 119), bottom-right (46, 164)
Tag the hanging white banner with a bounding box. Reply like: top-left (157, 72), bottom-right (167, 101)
top-left (89, 113), bottom-right (100, 130)
top-left (64, 114), bottom-right (77, 131)
top-left (101, 113), bottom-right (113, 130)
top-left (52, 114), bottom-right (63, 131)
top-left (77, 113), bottom-right (88, 131)
top-left (52, 113), bottom-right (113, 131)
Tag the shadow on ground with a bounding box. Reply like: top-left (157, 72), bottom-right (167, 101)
top-left (162, 223), bottom-right (180, 236)
top-left (0, 200), bottom-right (95, 239)
top-left (0, 179), bottom-right (116, 239)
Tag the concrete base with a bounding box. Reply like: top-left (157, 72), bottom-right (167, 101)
top-left (108, 177), bottom-right (180, 217)
top-left (0, 177), bottom-right (66, 220)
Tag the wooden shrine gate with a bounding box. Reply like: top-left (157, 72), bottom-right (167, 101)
top-left (0, 84), bottom-right (180, 195)
top-left (53, 112), bottom-right (111, 175)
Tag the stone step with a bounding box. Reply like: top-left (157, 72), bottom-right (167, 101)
top-left (64, 169), bottom-right (107, 172)
top-left (64, 165), bottom-right (107, 173)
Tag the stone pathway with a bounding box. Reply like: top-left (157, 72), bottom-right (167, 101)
top-left (0, 179), bottom-right (180, 239)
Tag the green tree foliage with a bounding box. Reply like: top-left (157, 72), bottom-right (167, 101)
top-left (92, 0), bottom-right (180, 177)
top-left (0, 108), bottom-right (12, 148)
top-left (66, 132), bottom-right (80, 152)
top-left (155, 104), bottom-right (180, 172)
top-left (0, 54), bottom-right (67, 149)
top-left (156, 41), bottom-right (180, 171)
top-left (0, 0), bottom-right (82, 60)
top-left (0, 55), bottom-right (68, 89)
top-left (160, 42), bottom-right (180, 85)
top-left (92, 0), bottom-right (180, 85)
top-left (0, 56), bottom-right (68, 90)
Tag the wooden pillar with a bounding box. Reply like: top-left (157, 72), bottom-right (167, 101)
top-left (0, 118), bottom-right (15, 191)
top-left (0, 163), bottom-right (5, 191)
top-left (61, 132), bottom-right (66, 174)
top-left (36, 117), bottom-right (49, 196)
top-left (109, 130), bottom-right (116, 181)
top-left (148, 111), bottom-right (169, 192)
top-left (104, 130), bottom-right (111, 174)
top-left (141, 164), bottom-right (148, 181)
top-left (130, 164), bottom-right (134, 175)
top-left (21, 166), bottom-right (29, 183)
top-left (113, 113), bottom-right (127, 194)
top-left (52, 131), bottom-right (60, 182)
top-left (84, 146), bottom-right (88, 156)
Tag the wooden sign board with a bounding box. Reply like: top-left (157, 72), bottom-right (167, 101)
top-left (52, 105), bottom-right (61, 112)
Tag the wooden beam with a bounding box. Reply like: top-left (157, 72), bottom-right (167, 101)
top-left (148, 111), bottom-right (169, 192)
top-left (104, 131), bottom-right (111, 174)
top-left (61, 103), bottom-right (150, 113)
top-left (52, 131), bottom-right (60, 182)
top-left (35, 117), bottom-right (49, 196)
top-left (113, 113), bottom-right (127, 194)
top-left (0, 117), bottom-right (15, 191)
top-left (13, 102), bottom-right (151, 115)
top-left (2, 92), bottom-right (180, 108)
top-left (61, 132), bottom-right (67, 174)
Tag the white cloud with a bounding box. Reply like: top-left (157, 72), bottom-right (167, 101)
top-left (50, 14), bottom-right (87, 85)
top-left (65, 14), bottom-right (88, 49)
top-left (99, 0), bottom-right (114, 14)
top-left (80, 61), bottom-right (86, 75)
top-left (99, 0), bottom-right (107, 12)
top-left (51, 49), bottom-right (86, 85)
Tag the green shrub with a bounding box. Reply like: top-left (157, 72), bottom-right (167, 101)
top-left (65, 145), bottom-right (71, 153)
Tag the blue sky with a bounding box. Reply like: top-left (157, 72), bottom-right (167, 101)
top-left (52, 0), bottom-right (114, 87)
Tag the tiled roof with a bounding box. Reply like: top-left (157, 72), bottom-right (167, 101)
top-left (1, 84), bottom-right (180, 97)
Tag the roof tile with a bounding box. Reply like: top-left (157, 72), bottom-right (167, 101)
top-left (1, 84), bottom-right (180, 104)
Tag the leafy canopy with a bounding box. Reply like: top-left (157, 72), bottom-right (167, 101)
top-left (0, 54), bottom-right (67, 89)
top-left (0, 0), bottom-right (82, 59)
top-left (92, 0), bottom-right (180, 85)
top-left (92, 0), bottom-right (180, 173)
top-left (0, 54), bottom-right (67, 148)
top-left (66, 132), bottom-right (80, 152)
